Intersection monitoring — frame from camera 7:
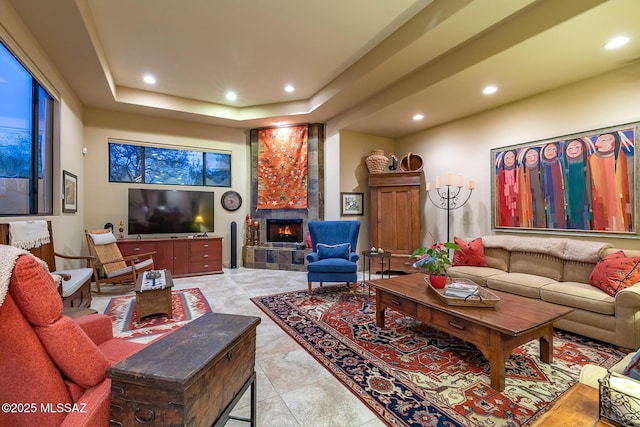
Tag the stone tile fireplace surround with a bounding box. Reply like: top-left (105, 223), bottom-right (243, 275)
top-left (243, 124), bottom-right (324, 271)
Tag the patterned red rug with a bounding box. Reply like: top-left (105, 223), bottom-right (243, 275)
top-left (104, 287), bottom-right (212, 341)
top-left (252, 286), bottom-right (624, 426)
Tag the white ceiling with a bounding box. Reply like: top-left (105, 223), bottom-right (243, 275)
top-left (8, 0), bottom-right (640, 138)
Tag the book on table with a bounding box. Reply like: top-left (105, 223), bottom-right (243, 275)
top-left (444, 282), bottom-right (479, 298)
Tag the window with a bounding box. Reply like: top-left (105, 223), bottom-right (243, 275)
top-left (0, 42), bottom-right (54, 215)
top-left (109, 141), bottom-right (231, 187)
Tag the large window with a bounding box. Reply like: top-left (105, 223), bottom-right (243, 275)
top-left (109, 141), bottom-right (231, 187)
top-left (0, 42), bottom-right (54, 215)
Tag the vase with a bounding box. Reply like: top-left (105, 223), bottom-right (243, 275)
top-left (429, 274), bottom-right (447, 289)
top-left (365, 149), bottom-right (389, 174)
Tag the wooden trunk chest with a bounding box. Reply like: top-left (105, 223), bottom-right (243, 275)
top-left (107, 313), bottom-right (261, 427)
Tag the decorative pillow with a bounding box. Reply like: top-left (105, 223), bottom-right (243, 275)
top-left (452, 237), bottom-right (487, 267)
top-left (622, 352), bottom-right (640, 381)
top-left (589, 251), bottom-right (640, 297)
top-left (89, 232), bottom-right (117, 246)
top-left (317, 243), bottom-right (351, 260)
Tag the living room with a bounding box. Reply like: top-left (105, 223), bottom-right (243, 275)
top-left (2, 0), bottom-right (640, 426)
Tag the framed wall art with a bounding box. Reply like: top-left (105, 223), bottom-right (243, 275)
top-left (63, 170), bottom-right (77, 213)
top-left (341, 192), bottom-right (364, 216)
top-left (491, 122), bottom-right (637, 235)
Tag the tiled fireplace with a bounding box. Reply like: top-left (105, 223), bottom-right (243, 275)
top-left (243, 123), bottom-right (324, 271)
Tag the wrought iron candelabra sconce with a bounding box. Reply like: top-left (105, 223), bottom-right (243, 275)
top-left (426, 173), bottom-right (474, 242)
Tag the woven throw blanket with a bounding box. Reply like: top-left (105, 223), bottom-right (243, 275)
top-left (9, 220), bottom-right (50, 250)
top-left (482, 235), bottom-right (611, 263)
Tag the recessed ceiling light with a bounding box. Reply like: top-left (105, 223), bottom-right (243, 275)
top-left (483, 85), bottom-right (498, 95)
top-left (605, 36), bottom-right (630, 50)
top-left (413, 113), bottom-right (424, 121)
top-left (225, 91), bottom-right (237, 101)
top-left (143, 74), bottom-right (156, 84)
top-left (284, 85), bottom-right (295, 93)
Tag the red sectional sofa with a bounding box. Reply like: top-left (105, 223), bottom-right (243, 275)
top-left (0, 249), bottom-right (145, 426)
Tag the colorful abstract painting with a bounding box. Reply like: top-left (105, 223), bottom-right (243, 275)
top-left (257, 125), bottom-right (308, 209)
top-left (492, 123), bottom-right (636, 234)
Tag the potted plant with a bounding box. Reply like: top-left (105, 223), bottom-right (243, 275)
top-left (411, 240), bottom-right (460, 288)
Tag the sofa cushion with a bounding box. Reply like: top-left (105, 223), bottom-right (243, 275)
top-left (589, 251), bottom-right (640, 297)
top-left (540, 281), bottom-right (614, 315)
top-left (622, 352), bottom-right (640, 381)
top-left (510, 251), bottom-right (563, 281)
top-left (484, 247), bottom-right (510, 271)
top-left (562, 260), bottom-right (597, 284)
top-left (452, 237), bottom-right (487, 267)
top-left (317, 243), bottom-right (351, 260)
top-left (9, 255), bottom-right (63, 325)
top-left (486, 272), bottom-right (558, 298)
top-left (35, 316), bottom-right (110, 388)
top-left (447, 266), bottom-right (504, 287)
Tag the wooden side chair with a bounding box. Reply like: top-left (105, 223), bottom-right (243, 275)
top-left (85, 229), bottom-right (155, 293)
top-left (0, 221), bottom-right (94, 308)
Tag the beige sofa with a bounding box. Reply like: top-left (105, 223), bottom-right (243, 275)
top-left (447, 235), bottom-right (640, 350)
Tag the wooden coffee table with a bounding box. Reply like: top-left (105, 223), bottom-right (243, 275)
top-left (367, 273), bottom-right (574, 391)
top-left (134, 270), bottom-right (174, 322)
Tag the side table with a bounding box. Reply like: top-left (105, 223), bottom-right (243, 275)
top-left (531, 382), bottom-right (607, 426)
top-left (135, 270), bottom-right (174, 322)
top-left (361, 250), bottom-right (392, 284)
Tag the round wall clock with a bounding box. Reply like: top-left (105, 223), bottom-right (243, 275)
top-left (221, 190), bottom-right (242, 211)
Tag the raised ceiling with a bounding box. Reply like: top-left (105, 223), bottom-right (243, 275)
top-left (8, 0), bottom-right (640, 138)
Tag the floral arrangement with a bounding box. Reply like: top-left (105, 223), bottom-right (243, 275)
top-left (411, 240), bottom-right (460, 276)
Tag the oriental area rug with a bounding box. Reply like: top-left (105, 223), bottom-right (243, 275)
top-left (251, 286), bottom-right (624, 426)
top-left (104, 287), bottom-right (211, 342)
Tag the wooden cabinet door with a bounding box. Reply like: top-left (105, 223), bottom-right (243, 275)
top-left (373, 186), bottom-right (419, 256)
top-left (152, 240), bottom-right (173, 271)
top-left (172, 240), bottom-right (190, 276)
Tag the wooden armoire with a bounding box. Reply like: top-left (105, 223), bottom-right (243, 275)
top-left (368, 171), bottom-right (422, 273)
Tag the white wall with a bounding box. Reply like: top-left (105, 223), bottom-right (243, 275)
top-left (396, 62), bottom-right (640, 249)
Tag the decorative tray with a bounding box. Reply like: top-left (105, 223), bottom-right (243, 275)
top-left (425, 277), bottom-right (500, 307)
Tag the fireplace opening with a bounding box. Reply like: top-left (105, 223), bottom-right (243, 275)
top-left (267, 219), bottom-right (303, 243)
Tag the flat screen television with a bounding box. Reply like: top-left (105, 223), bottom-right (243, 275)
top-left (128, 188), bottom-right (214, 235)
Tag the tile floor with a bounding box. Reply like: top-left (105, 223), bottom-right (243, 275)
top-left (90, 267), bottom-right (388, 427)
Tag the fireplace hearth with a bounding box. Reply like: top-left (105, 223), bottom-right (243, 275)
top-left (267, 219), bottom-right (303, 243)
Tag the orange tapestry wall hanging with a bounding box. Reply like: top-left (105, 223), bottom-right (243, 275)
top-left (257, 125), bottom-right (308, 209)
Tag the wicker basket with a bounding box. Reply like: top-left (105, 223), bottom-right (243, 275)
top-left (400, 152), bottom-right (424, 172)
top-left (365, 149), bottom-right (389, 174)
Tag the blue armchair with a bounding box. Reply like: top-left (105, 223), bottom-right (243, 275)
top-left (306, 220), bottom-right (360, 294)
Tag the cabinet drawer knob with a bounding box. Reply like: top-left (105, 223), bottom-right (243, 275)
top-left (134, 248), bottom-right (140, 252)
top-left (203, 244), bottom-right (209, 248)
top-left (391, 299), bottom-right (401, 306)
top-left (203, 264), bottom-right (209, 268)
top-left (203, 254), bottom-right (208, 258)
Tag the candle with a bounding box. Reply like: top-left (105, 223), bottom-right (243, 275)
top-left (435, 176), bottom-right (441, 189)
top-left (457, 174), bottom-right (463, 187)
top-left (469, 179), bottom-right (475, 189)
top-left (426, 182), bottom-right (431, 191)
top-left (445, 173), bottom-right (452, 186)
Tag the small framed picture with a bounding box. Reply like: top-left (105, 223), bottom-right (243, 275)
top-left (341, 192), bottom-right (364, 216)
top-left (63, 170), bottom-right (77, 213)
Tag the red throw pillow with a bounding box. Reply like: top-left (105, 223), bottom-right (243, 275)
top-left (452, 237), bottom-right (487, 267)
top-left (589, 251), bottom-right (640, 297)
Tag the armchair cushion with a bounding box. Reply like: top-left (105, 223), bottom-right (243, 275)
top-left (307, 258), bottom-right (358, 273)
top-left (10, 256), bottom-right (63, 325)
top-left (317, 243), bottom-right (351, 260)
top-left (35, 316), bottom-right (110, 388)
top-left (107, 258), bottom-right (153, 278)
top-left (88, 231), bottom-right (117, 246)
top-left (54, 267), bottom-right (93, 297)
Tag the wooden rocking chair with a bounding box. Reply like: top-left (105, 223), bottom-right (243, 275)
top-left (85, 229), bottom-right (155, 293)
